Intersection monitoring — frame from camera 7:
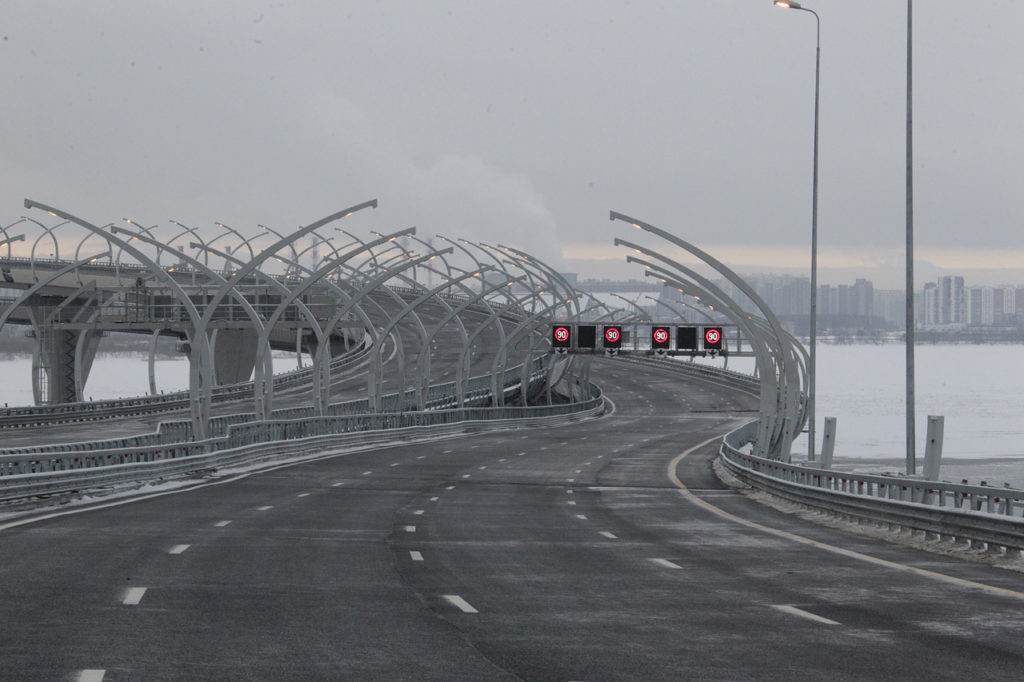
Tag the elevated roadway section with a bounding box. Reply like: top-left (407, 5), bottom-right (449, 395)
top-left (5, 359), bottom-right (1024, 680)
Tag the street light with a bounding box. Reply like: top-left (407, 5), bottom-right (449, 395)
top-left (774, 0), bottom-right (821, 462)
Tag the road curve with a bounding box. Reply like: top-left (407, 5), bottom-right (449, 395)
top-left (4, 359), bottom-right (1024, 680)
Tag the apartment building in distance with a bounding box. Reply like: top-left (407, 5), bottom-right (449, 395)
top-left (921, 275), bottom-right (1024, 328)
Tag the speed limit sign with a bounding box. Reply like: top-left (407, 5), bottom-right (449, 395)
top-left (703, 326), bottom-right (723, 350)
top-left (652, 327), bottom-right (670, 350)
top-left (603, 325), bottom-right (622, 349)
top-left (552, 325), bottom-right (572, 348)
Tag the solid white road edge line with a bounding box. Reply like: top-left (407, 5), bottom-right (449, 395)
top-left (668, 432), bottom-right (1024, 601)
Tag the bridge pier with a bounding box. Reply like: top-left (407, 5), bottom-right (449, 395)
top-left (29, 316), bottom-right (101, 404)
top-left (212, 328), bottom-right (259, 385)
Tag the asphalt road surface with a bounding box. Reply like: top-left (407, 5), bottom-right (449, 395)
top-left (5, 358), bottom-right (1024, 680)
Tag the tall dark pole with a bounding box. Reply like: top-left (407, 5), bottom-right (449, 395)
top-left (773, 1), bottom-right (820, 462)
top-left (905, 0), bottom-right (916, 475)
top-left (809, 13), bottom-right (820, 463)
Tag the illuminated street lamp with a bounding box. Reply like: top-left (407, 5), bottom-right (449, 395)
top-left (773, 0), bottom-right (821, 462)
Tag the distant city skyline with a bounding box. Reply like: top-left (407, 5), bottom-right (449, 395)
top-left (575, 270), bottom-right (1024, 334)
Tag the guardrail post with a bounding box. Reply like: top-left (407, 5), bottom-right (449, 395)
top-left (818, 416), bottom-right (837, 469)
top-left (922, 415), bottom-right (944, 481)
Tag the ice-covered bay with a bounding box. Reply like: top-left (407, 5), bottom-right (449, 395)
top-left (683, 343), bottom-right (1024, 462)
top-left (0, 355), bottom-right (191, 408)
top-left (790, 343), bottom-right (1024, 461)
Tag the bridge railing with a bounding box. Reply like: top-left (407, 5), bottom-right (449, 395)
top-left (0, 336), bottom-right (372, 433)
top-left (0, 353), bottom-right (568, 472)
top-left (609, 354), bottom-right (1024, 552)
top-left (718, 419), bottom-right (1024, 553)
top-left (614, 354), bottom-right (760, 394)
top-left (0, 384), bottom-right (604, 501)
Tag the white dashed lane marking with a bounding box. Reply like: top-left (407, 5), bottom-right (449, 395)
top-left (77, 671), bottom-right (105, 682)
top-left (214, 520), bottom-right (232, 527)
top-left (575, 514), bottom-right (588, 520)
top-left (649, 558), bottom-right (683, 570)
top-left (168, 544), bottom-right (190, 555)
top-left (122, 587), bottom-right (147, 605)
top-left (443, 594), bottom-right (478, 613)
top-left (599, 532), bottom-right (618, 539)
top-left (404, 525), bottom-right (416, 533)
top-left (771, 605), bottom-right (840, 625)
top-left (410, 551), bottom-right (424, 562)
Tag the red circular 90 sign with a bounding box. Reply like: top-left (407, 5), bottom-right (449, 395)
top-left (705, 328), bottom-right (721, 345)
top-left (653, 328), bottom-right (669, 344)
top-left (554, 327), bottom-right (570, 343)
top-left (604, 327), bottom-right (620, 343)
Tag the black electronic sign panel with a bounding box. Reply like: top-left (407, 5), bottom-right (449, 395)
top-left (651, 326), bottom-right (671, 350)
top-left (577, 325), bottom-right (597, 349)
top-left (602, 325), bottom-right (623, 349)
top-left (676, 326), bottom-right (698, 350)
top-left (552, 325), bottom-right (572, 349)
top-left (703, 326), bottom-right (724, 351)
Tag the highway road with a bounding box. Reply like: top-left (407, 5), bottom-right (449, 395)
top-left (5, 358), bottom-right (1024, 680)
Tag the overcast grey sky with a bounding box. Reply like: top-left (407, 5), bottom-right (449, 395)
top-left (2, 1), bottom-right (1022, 288)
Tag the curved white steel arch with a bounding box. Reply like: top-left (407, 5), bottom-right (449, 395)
top-left (25, 198), bottom-right (216, 439)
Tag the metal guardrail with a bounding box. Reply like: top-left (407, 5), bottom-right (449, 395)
top-left (719, 420), bottom-right (1024, 553)
top-left (0, 354), bottom-right (551, 461)
top-left (0, 393), bottom-right (604, 503)
top-left (613, 354), bottom-right (760, 394)
top-left (610, 355), bottom-right (1024, 553)
top-left (0, 337), bottom-right (373, 430)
